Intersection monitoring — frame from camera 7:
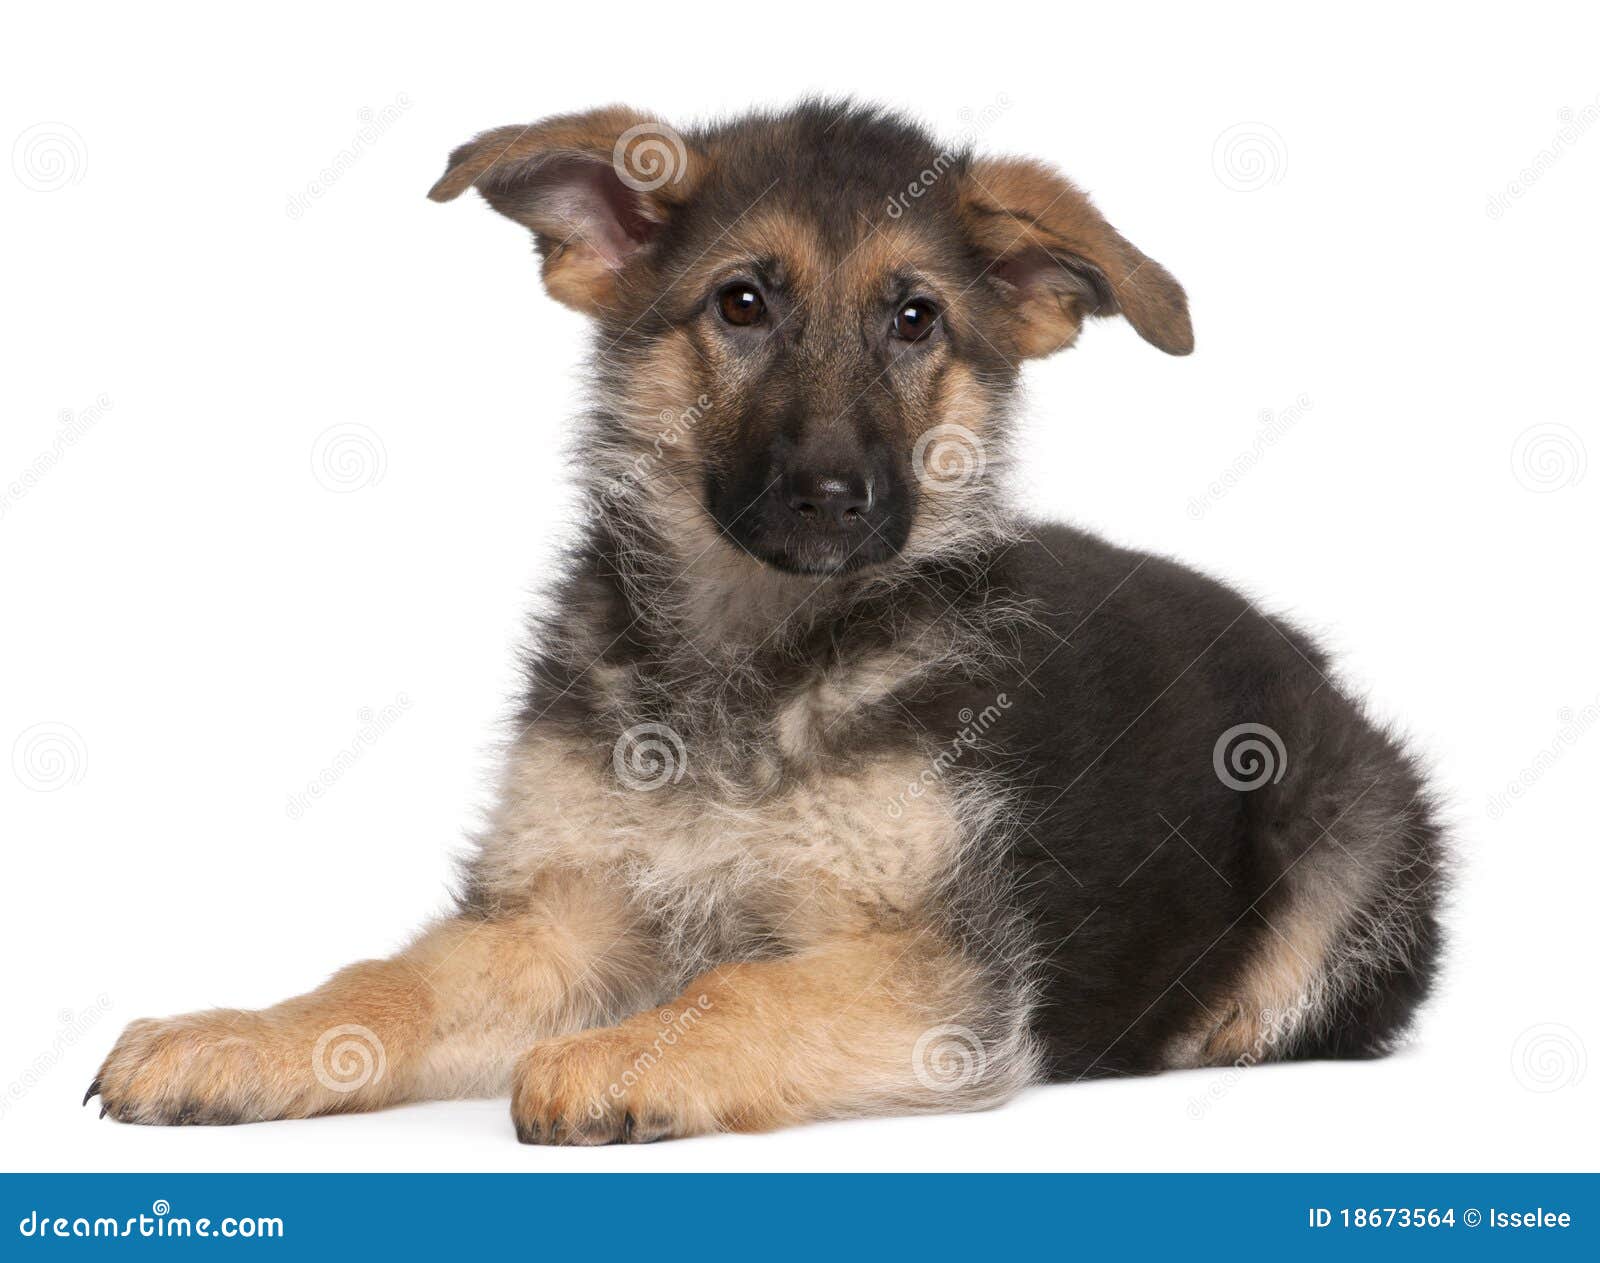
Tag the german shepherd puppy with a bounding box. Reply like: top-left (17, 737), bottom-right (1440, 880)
top-left (89, 102), bottom-right (1445, 1143)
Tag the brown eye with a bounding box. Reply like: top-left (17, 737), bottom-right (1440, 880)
top-left (893, 298), bottom-right (941, 342)
top-left (717, 283), bottom-right (766, 327)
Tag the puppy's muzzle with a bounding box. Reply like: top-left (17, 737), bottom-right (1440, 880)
top-left (783, 468), bottom-right (875, 533)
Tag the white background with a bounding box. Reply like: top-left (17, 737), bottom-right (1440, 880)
top-left (2, 1), bottom-right (1596, 1172)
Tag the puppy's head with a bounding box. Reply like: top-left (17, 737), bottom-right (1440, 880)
top-left (431, 102), bottom-right (1191, 577)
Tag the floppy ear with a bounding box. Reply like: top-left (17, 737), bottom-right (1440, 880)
top-left (960, 157), bottom-right (1193, 357)
top-left (428, 106), bottom-right (700, 315)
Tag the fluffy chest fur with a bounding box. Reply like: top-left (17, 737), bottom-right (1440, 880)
top-left (463, 514), bottom-right (1031, 982)
top-left (468, 671), bottom-right (971, 974)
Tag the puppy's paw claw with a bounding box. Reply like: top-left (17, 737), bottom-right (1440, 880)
top-left (510, 1033), bottom-right (694, 1146)
top-left (91, 1013), bottom-right (286, 1126)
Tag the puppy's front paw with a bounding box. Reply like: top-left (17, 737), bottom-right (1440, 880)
top-left (510, 1029), bottom-right (699, 1146)
top-left (89, 1012), bottom-right (299, 1126)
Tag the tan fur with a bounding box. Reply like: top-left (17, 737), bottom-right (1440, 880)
top-left (901, 361), bottom-right (1012, 565)
top-left (542, 242), bottom-right (618, 314)
top-left (1170, 797), bottom-right (1425, 1070)
top-left (93, 674), bottom-right (1006, 1132)
top-left (510, 930), bottom-right (1003, 1143)
top-left (960, 157), bottom-right (1193, 356)
top-left (482, 731), bottom-right (964, 936)
top-left (100, 105), bottom-right (1203, 1142)
top-left (1176, 904), bottom-right (1334, 1067)
top-left (588, 214), bottom-right (1018, 634)
top-left (773, 650), bottom-right (921, 763)
top-left (93, 876), bottom-right (657, 1124)
top-left (428, 108), bottom-right (706, 315)
top-left (693, 208), bottom-right (832, 294)
top-left (427, 108), bottom-right (654, 204)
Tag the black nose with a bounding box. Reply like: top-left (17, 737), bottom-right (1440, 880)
top-left (784, 469), bottom-right (872, 529)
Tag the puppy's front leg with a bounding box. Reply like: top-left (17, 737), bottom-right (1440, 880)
top-left (512, 930), bottom-right (1036, 1144)
top-left (91, 874), bottom-right (657, 1125)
